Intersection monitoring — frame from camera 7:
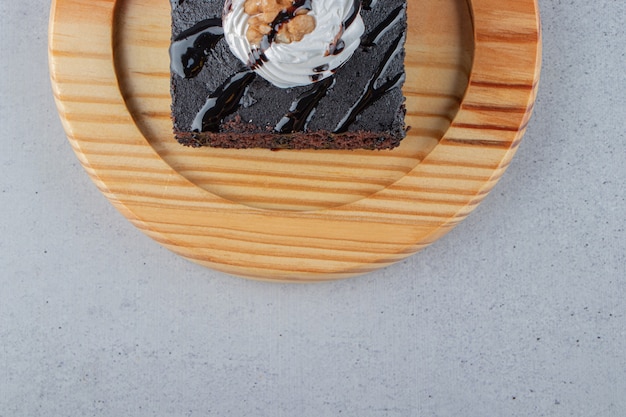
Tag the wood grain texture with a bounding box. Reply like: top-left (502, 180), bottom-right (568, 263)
top-left (49, 0), bottom-right (541, 281)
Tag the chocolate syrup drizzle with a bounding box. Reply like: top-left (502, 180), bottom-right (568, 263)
top-left (274, 76), bottom-right (335, 133)
top-left (170, 18), bottom-right (224, 78)
top-left (171, 1), bottom-right (405, 135)
top-left (334, 32), bottom-right (405, 134)
top-left (192, 71), bottom-right (257, 132)
top-left (360, 4), bottom-right (405, 48)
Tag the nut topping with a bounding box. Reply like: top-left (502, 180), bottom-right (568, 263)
top-left (244, 0), bottom-right (316, 46)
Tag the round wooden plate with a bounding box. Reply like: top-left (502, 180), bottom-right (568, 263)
top-left (49, 0), bottom-right (541, 282)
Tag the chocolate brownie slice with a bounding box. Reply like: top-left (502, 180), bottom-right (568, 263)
top-left (170, 0), bottom-right (407, 149)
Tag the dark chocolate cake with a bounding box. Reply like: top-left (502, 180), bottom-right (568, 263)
top-left (170, 0), bottom-right (407, 150)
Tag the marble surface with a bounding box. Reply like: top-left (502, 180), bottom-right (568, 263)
top-left (1, 1), bottom-right (624, 416)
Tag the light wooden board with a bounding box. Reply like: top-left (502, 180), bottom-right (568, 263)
top-left (49, 0), bottom-right (541, 281)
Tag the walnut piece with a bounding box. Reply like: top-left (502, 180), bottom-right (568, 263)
top-left (244, 0), bottom-right (316, 46)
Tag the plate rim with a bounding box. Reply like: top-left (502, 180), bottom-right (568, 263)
top-left (48, 0), bottom-right (541, 281)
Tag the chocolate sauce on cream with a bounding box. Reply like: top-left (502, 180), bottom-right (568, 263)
top-left (343, 0), bottom-right (361, 29)
top-left (326, 0), bottom-right (360, 56)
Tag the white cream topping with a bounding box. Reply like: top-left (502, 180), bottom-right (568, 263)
top-left (222, 0), bottom-right (365, 88)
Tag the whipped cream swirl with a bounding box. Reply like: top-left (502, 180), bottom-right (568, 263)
top-left (222, 0), bottom-right (365, 88)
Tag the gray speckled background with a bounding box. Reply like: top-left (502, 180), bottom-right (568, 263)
top-left (1, 1), bottom-right (625, 416)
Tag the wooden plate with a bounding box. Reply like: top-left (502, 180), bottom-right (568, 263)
top-left (49, 0), bottom-right (541, 281)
